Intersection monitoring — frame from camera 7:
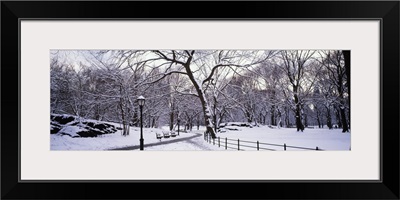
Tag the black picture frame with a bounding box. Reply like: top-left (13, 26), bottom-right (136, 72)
top-left (1, 1), bottom-right (399, 199)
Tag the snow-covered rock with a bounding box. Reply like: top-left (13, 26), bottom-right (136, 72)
top-left (51, 114), bottom-right (118, 137)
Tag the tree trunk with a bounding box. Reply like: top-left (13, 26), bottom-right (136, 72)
top-left (218, 110), bottom-right (225, 128)
top-left (317, 117), bottom-right (321, 128)
top-left (346, 110), bottom-right (350, 129)
top-left (285, 107), bottom-right (290, 128)
top-left (189, 119), bottom-right (193, 131)
top-left (335, 106), bottom-right (342, 128)
top-left (343, 50), bottom-right (350, 129)
top-left (169, 111), bottom-right (174, 131)
top-left (325, 105), bottom-right (332, 129)
top-left (133, 111), bottom-right (138, 127)
top-left (151, 117), bottom-right (155, 128)
top-left (119, 100), bottom-right (126, 135)
top-left (245, 110), bottom-right (253, 123)
top-left (270, 105), bottom-right (276, 126)
top-left (183, 53), bottom-right (216, 138)
top-left (197, 115), bottom-right (200, 130)
top-left (294, 93), bottom-right (304, 132)
top-left (340, 102), bottom-right (349, 132)
top-left (119, 85), bottom-right (129, 136)
top-left (336, 52), bottom-right (349, 133)
top-left (213, 96), bottom-right (218, 133)
top-left (317, 109), bottom-right (322, 128)
top-left (277, 109), bottom-right (282, 128)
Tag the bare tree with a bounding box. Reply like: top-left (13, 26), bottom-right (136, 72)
top-left (319, 50), bottom-right (349, 132)
top-left (138, 50), bottom-right (274, 138)
top-left (51, 49), bottom-right (350, 139)
top-left (279, 50), bottom-right (316, 132)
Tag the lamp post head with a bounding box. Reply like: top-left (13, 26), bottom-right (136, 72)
top-left (137, 96), bottom-right (146, 106)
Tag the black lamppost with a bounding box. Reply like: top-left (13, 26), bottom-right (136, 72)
top-left (177, 118), bottom-right (180, 136)
top-left (137, 96), bottom-right (145, 150)
top-left (176, 110), bottom-right (180, 136)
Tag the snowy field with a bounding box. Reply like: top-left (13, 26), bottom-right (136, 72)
top-left (216, 126), bottom-right (351, 151)
top-left (51, 123), bottom-right (350, 151)
top-left (49, 50), bottom-right (352, 151)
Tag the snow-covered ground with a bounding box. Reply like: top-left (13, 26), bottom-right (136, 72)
top-left (51, 123), bottom-right (350, 151)
top-left (215, 126), bottom-right (351, 151)
top-left (51, 125), bottom-right (195, 150)
top-left (144, 133), bottom-right (221, 151)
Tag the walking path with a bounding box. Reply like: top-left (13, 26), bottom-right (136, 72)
top-left (109, 133), bottom-right (203, 150)
top-left (183, 136), bottom-right (216, 150)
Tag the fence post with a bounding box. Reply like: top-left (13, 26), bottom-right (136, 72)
top-left (213, 137), bottom-right (215, 145)
top-left (225, 138), bottom-right (227, 150)
top-left (218, 137), bottom-right (220, 147)
top-left (316, 146), bottom-right (319, 150)
top-left (284, 143), bottom-right (286, 151)
top-left (209, 134), bottom-right (211, 143)
top-left (257, 141), bottom-right (259, 151)
top-left (238, 139), bottom-right (240, 151)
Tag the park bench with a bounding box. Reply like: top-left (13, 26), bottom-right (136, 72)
top-left (156, 133), bottom-right (163, 141)
top-left (162, 131), bottom-right (170, 138)
top-left (170, 131), bottom-right (178, 137)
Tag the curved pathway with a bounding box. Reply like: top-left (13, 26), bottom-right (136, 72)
top-left (109, 133), bottom-right (203, 150)
top-left (182, 136), bottom-right (217, 150)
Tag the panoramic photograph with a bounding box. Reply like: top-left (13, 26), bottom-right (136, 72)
top-left (50, 50), bottom-right (351, 151)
